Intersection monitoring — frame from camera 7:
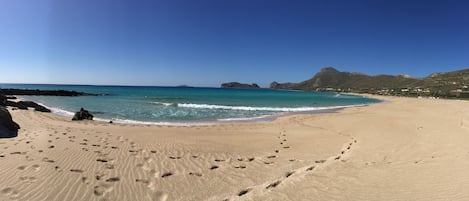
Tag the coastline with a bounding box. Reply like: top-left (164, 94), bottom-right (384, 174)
top-left (1, 95), bottom-right (469, 200)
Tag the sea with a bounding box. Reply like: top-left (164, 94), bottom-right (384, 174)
top-left (1, 84), bottom-right (381, 125)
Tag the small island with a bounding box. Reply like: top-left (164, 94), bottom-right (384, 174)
top-left (220, 82), bottom-right (260, 89)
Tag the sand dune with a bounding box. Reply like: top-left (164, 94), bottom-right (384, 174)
top-left (1, 96), bottom-right (468, 201)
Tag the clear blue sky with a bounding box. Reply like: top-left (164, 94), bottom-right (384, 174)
top-left (1, 0), bottom-right (468, 87)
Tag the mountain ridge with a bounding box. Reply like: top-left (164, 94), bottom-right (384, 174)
top-left (269, 67), bottom-right (469, 98)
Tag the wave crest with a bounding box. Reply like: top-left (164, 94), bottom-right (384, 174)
top-left (152, 102), bottom-right (365, 112)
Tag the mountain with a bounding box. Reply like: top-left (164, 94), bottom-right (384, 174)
top-left (269, 67), bottom-right (469, 98)
top-left (291, 67), bottom-right (424, 90)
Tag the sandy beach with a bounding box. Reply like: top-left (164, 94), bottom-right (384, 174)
top-left (1, 96), bottom-right (469, 201)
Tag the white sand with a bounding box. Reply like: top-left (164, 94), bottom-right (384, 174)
top-left (1, 96), bottom-right (468, 201)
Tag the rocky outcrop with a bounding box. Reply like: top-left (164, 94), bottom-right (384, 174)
top-left (5, 101), bottom-right (28, 110)
top-left (17, 101), bottom-right (51, 112)
top-left (3, 99), bottom-right (51, 112)
top-left (0, 94), bottom-right (6, 106)
top-left (221, 82), bottom-right (260, 89)
top-left (269, 82), bottom-right (297, 89)
top-left (0, 106), bottom-right (19, 138)
top-left (72, 108), bottom-right (94, 121)
top-left (0, 89), bottom-right (100, 96)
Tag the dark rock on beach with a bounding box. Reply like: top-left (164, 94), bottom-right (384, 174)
top-left (2, 99), bottom-right (51, 112)
top-left (72, 108), bottom-right (94, 121)
top-left (0, 106), bottom-right (20, 138)
top-left (0, 94), bottom-right (6, 106)
top-left (17, 101), bottom-right (51, 112)
top-left (5, 101), bottom-right (28, 110)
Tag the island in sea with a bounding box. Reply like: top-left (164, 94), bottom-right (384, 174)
top-left (220, 82), bottom-right (260, 89)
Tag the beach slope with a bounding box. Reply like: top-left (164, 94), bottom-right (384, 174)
top-left (0, 96), bottom-right (468, 201)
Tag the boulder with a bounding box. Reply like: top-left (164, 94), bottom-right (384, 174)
top-left (5, 101), bottom-right (27, 110)
top-left (3, 100), bottom-right (51, 112)
top-left (0, 94), bottom-right (6, 106)
top-left (72, 108), bottom-right (94, 121)
top-left (17, 101), bottom-right (51, 112)
top-left (0, 106), bottom-right (19, 138)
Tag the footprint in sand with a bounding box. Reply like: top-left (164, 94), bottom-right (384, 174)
top-left (161, 172), bottom-right (173, 178)
top-left (234, 165), bottom-right (246, 169)
top-left (42, 157), bottom-right (55, 163)
top-left (266, 180), bottom-right (281, 189)
top-left (189, 172), bottom-right (203, 177)
top-left (17, 165), bottom-right (27, 170)
top-left (1, 187), bottom-right (19, 199)
top-left (19, 176), bottom-right (37, 183)
top-left (210, 165), bottom-right (219, 170)
top-left (95, 174), bottom-right (104, 181)
top-left (238, 188), bottom-right (252, 196)
top-left (135, 179), bottom-right (150, 184)
top-left (1, 187), bottom-right (14, 194)
top-left (96, 159), bottom-right (109, 163)
top-left (77, 177), bottom-right (89, 185)
top-left (93, 183), bottom-right (113, 196)
top-left (315, 159), bottom-right (326, 163)
top-left (105, 164), bottom-right (115, 169)
top-left (151, 191), bottom-right (168, 201)
top-left (105, 177), bottom-right (120, 182)
top-left (143, 157), bottom-right (152, 163)
top-left (70, 169), bottom-right (84, 173)
top-left (285, 171), bottom-right (295, 178)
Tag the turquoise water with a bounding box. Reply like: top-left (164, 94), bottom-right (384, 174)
top-left (1, 84), bottom-right (380, 125)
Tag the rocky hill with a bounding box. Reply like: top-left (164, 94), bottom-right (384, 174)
top-left (269, 82), bottom-right (296, 90)
top-left (291, 67), bottom-right (425, 90)
top-left (269, 67), bottom-right (469, 98)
